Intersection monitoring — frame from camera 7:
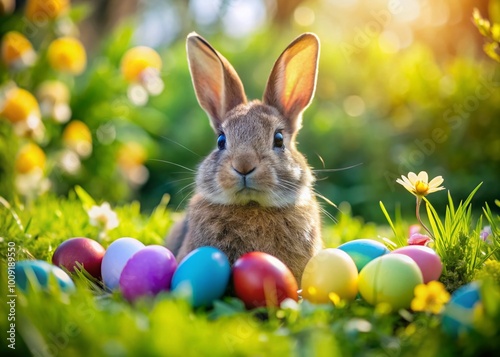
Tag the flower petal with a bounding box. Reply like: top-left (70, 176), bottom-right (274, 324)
top-left (408, 233), bottom-right (431, 246)
top-left (428, 176), bottom-right (444, 189)
top-left (407, 172), bottom-right (418, 185)
top-left (417, 171), bottom-right (428, 184)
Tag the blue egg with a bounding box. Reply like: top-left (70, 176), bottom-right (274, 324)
top-left (15, 260), bottom-right (75, 293)
top-left (101, 237), bottom-right (145, 290)
top-left (171, 246), bottom-right (230, 307)
top-left (338, 239), bottom-right (390, 272)
top-left (442, 282), bottom-right (481, 337)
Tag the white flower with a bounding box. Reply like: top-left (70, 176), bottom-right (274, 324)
top-left (396, 171), bottom-right (445, 198)
top-left (87, 202), bottom-right (119, 231)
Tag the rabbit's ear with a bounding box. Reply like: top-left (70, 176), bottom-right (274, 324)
top-left (187, 32), bottom-right (247, 132)
top-left (263, 33), bottom-right (319, 133)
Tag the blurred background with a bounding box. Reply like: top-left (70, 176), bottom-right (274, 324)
top-left (1, 0), bottom-right (499, 223)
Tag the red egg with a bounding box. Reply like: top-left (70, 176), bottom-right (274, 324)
top-left (52, 237), bottom-right (106, 279)
top-left (390, 245), bottom-right (443, 283)
top-left (233, 252), bottom-right (298, 309)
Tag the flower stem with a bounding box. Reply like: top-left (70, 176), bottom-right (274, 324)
top-left (416, 197), bottom-right (433, 238)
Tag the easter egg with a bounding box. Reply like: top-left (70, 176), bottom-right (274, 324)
top-left (52, 237), bottom-right (106, 279)
top-left (101, 237), bottom-right (145, 290)
top-left (171, 246), bottom-right (230, 307)
top-left (442, 282), bottom-right (481, 337)
top-left (338, 239), bottom-right (389, 272)
top-left (15, 260), bottom-right (75, 293)
top-left (358, 254), bottom-right (423, 310)
top-left (233, 252), bottom-right (298, 309)
top-left (390, 246), bottom-right (442, 283)
top-left (301, 248), bottom-right (358, 303)
top-left (119, 245), bottom-right (177, 301)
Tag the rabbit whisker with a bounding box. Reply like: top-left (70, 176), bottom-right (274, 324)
top-left (313, 162), bottom-right (363, 173)
top-left (159, 136), bottom-right (202, 158)
top-left (149, 159), bottom-right (196, 173)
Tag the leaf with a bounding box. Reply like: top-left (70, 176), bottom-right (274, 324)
top-left (379, 201), bottom-right (397, 236)
top-left (473, 8), bottom-right (491, 37)
top-left (208, 298), bottom-right (246, 319)
top-left (74, 185), bottom-right (96, 210)
top-left (492, 23), bottom-right (500, 42)
top-left (68, 3), bottom-right (93, 23)
top-left (484, 42), bottom-right (500, 62)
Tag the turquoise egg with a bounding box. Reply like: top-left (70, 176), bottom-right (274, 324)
top-left (338, 239), bottom-right (390, 272)
top-left (15, 260), bottom-right (75, 293)
top-left (442, 282), bottom-right (481, 337)
top-left (171, 247), bottom-right (230, 307)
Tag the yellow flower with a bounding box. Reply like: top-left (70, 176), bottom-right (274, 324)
top-left (1, 87), bottom-right (40, 123)
top-left (411, 281), bottom-right (450, 314)
top-left (62, 120), bottom-right (92, 157)
top-left (396, 171), bottom-right (445, 197)
top-left (117, 142), bottom-right (149, 186)
top-left (117, 142), bottom-right (147, 169)
top-left (1, 31), bottom-right (36, 68)
top-left (120, 46), bottom-right (162, 83)
top-left (47, 37), bottom-right (86, 75)
top-left (15, 142), bottom-right (46, 174)
top-left (1, 86), bottom-right (45, 139)
top-left (25, 0), bottom-right (69, 22)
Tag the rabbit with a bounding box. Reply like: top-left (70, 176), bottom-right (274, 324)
top-left (167, 32), bottom-right (323, 282)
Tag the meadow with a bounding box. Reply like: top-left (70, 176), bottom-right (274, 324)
top-left (1, 0), bottom-right (500, 356)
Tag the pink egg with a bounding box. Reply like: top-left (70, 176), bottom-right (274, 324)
top-left (119, 245), bottom-right (177, 302)
top-left (390, 246), bottom-right (442, 283)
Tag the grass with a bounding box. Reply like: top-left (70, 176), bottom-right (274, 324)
top-left (1, 186), bottom-right (499, 357)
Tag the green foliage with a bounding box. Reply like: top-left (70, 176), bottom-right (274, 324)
top-left (423, 185), bottom-right (495, 292)
top-left (380, 182), bottom-right (499, 293)
top-left (0, 190), bottom-right (173, 262)
top-left (0, 188), bottom-right (499, 356)
top-left (475, 260), bottom-right (500, 285)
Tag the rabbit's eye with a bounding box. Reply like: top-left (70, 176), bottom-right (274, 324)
top-left (217, 133), bottom-right (226, 150)
top-left (273, 132), bottom-right (284, 149)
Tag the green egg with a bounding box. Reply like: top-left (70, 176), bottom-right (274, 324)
top-left (358, 254), bottom-right (423, 310)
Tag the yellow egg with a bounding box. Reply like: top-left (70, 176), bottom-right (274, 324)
top-left (301, 248), bottom-right (358, 303)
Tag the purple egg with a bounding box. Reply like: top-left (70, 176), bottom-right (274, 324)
top-left (119, 245), bottom-right (177, 301)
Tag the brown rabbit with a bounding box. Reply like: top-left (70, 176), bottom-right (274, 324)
top-left (167, 32), bottom-right (323, 282)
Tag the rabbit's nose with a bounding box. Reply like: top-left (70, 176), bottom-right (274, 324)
top-left (232, 157), bottom-right (257, 177)
top-left (232, 165), bottom-right (256, 177)
top-left (232, 153), bottom-right (258, 177)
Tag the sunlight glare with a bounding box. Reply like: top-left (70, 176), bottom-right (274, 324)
top-left (343, 95), bottom-right (366, 117)
top-left (294, 6), bottom-right (315, 27)
top-left (223, 0), bottom-right (266, 38)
